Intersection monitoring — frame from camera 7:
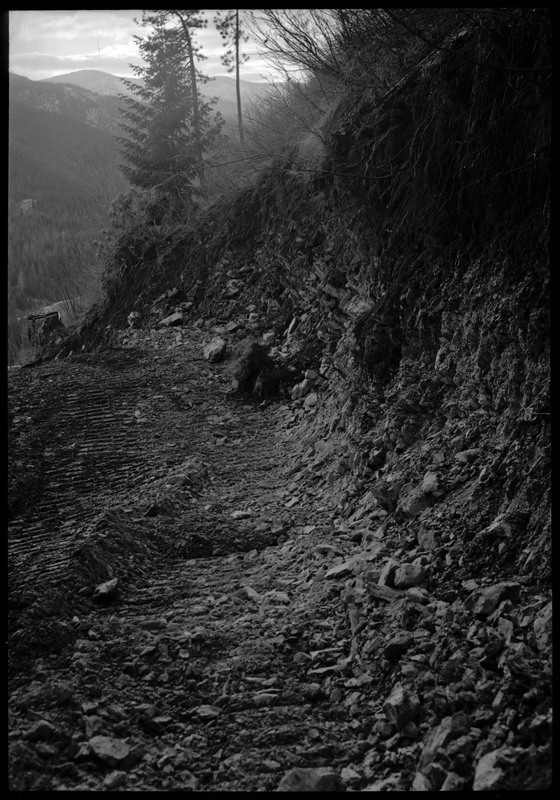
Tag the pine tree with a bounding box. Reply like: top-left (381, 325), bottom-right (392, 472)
top-left (215, 10), bottom-right (250, 145)
top-left (118, 10), bottom-right (223, 211)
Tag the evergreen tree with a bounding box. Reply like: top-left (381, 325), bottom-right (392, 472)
top-left (118, 10), bottom-right (223, 211)
top-left (215, 9), bottom-right (250, 145)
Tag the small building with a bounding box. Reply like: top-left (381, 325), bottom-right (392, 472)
top-left (18, 198), bottom-right (37, 215)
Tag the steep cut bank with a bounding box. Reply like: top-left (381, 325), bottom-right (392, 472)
top-left (10, 15), bottom-right (550, 792)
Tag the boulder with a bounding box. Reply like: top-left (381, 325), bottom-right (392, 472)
top-left (277, 767), bottom-right (342, 792)
top-left (203, 337), bottom-right (227, 363)
top-left (89, 736), bottom-right (143, 769)
top-left (393, 563), bottom-right (427, 588)
top-left (383, 683), bottom-right (420, 729)
top-left (92, 577), bottom-right (119, 605)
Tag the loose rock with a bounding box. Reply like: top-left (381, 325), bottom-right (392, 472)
top-left (276, 767), bottom-right (342, 792)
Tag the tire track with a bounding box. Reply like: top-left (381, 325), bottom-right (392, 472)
top-left (8, 345), bottom-right (205, 590)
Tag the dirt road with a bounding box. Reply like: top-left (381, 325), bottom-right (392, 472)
top-left (8, 327), bottom-right (369, 791)
top-left (8, 325), bottom-right (552, 792)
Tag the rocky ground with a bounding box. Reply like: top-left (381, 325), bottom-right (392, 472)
top-left (8, 322), bottom-right (552, 792)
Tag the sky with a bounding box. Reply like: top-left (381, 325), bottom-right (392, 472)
top-left (7, 10), bottom-right (282, 84)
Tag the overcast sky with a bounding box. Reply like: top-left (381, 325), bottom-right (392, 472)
top-left (8, 10), bottom-right (281, 83)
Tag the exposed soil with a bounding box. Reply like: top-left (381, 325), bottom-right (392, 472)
top-left (8, 325), bottom-right (552, 792)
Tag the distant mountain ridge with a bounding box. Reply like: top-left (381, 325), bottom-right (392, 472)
top-left (11, 70), bottom-right (277, 135)
top-left (41, 69), bottom-right (131, 96)
top-left (43, 69), bottom-right (276, 105)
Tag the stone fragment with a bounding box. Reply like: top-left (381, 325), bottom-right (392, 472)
top-left (400, 720), bottom-right (420, 739)
top-left (379, 558), bottom-right (399, 586)
top-left (92, 577), bottom-right (119, 605)
top-left (465, 582), bottom-right (521, 618)
top-left (340, 766), bottom-right (361, 787)
top-left (533, 601), bottom-right (552, 650)
top-left (264, 590), bottom-right (290, 604)
top-left (398, 486), bottom-right (431, 517)
top-left (88, 736), bottom-right (143, 769)
top-left (302, 682), bottom-right (323, 700)
top-left (367, 583), bottom-right (404, 603)
top-left (421, 471), bottom-right (439, 494)
top-left (474, 514), bottom-right (513, 543)
top-left (411, 771), bottom-right (433, 791)
top-left (178, 770), bottom-right (198, 790)
top-left (304, 392), bottom-right (318, 408)
top-left (103, 771), bottom-right (126, 790)
top-left (325, 560), bottom-right (354, 579)
top-left (238, 585), bottom-right (261, 602)
top-left (422, 761), bottom-right (447, 789)
top-left (383, 683), bottom-right (420, 730)
top-left (454, 448), bottom-right (480, 464)
top-left (85, 715), bottom-right (104, 738)
top-left (417, 528), bottom-right (437, 550)
top-left (383, 632), bottom-right (414, 661)
top-left (393, 563), bottom-right (427, 588)
top-left (203, 336), bottom-right (227, 363)
top-left (23, 719), bottom-right (59, 741)
top-left (440, 771), bottom-right (467, 791)
top-left (418, 713), bottom-right (471, 769)
top-left (406, 586), bottom-right (431, 604)
top-left (472, 749), bottom-right (506, 791)
top-left (364, 775), bottom-right (402, 791)
top-left (372, 718), bottom-right (394, 738)
top-left (159, 311), bottom-right (183, 327)
top-left (253, 692), bottom-right (278, 706)
top-left (194, 705), bottom-right (221, 721)
top-left (276, 767), bottom-right (342, 792)
top-left (226, 279), bottom-right (242, 296)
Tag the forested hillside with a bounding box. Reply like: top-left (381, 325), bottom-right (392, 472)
top-left (9, 72), bottom-right (124, 135)
top-left (8, 100), bottom-right (128, 364)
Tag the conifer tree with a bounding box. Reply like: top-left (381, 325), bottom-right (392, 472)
top-left (215, 9), bottom-right (250, 145)
top-left (118, 10), bottom-right (223, 211)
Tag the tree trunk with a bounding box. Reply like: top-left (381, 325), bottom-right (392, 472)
top-left (174, 12), bottom-right (207, 197)
top-left (235, 10), bottom-right (244, 146)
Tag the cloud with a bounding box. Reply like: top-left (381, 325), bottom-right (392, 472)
top-left (8, 9), bottom-right (285, 83)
